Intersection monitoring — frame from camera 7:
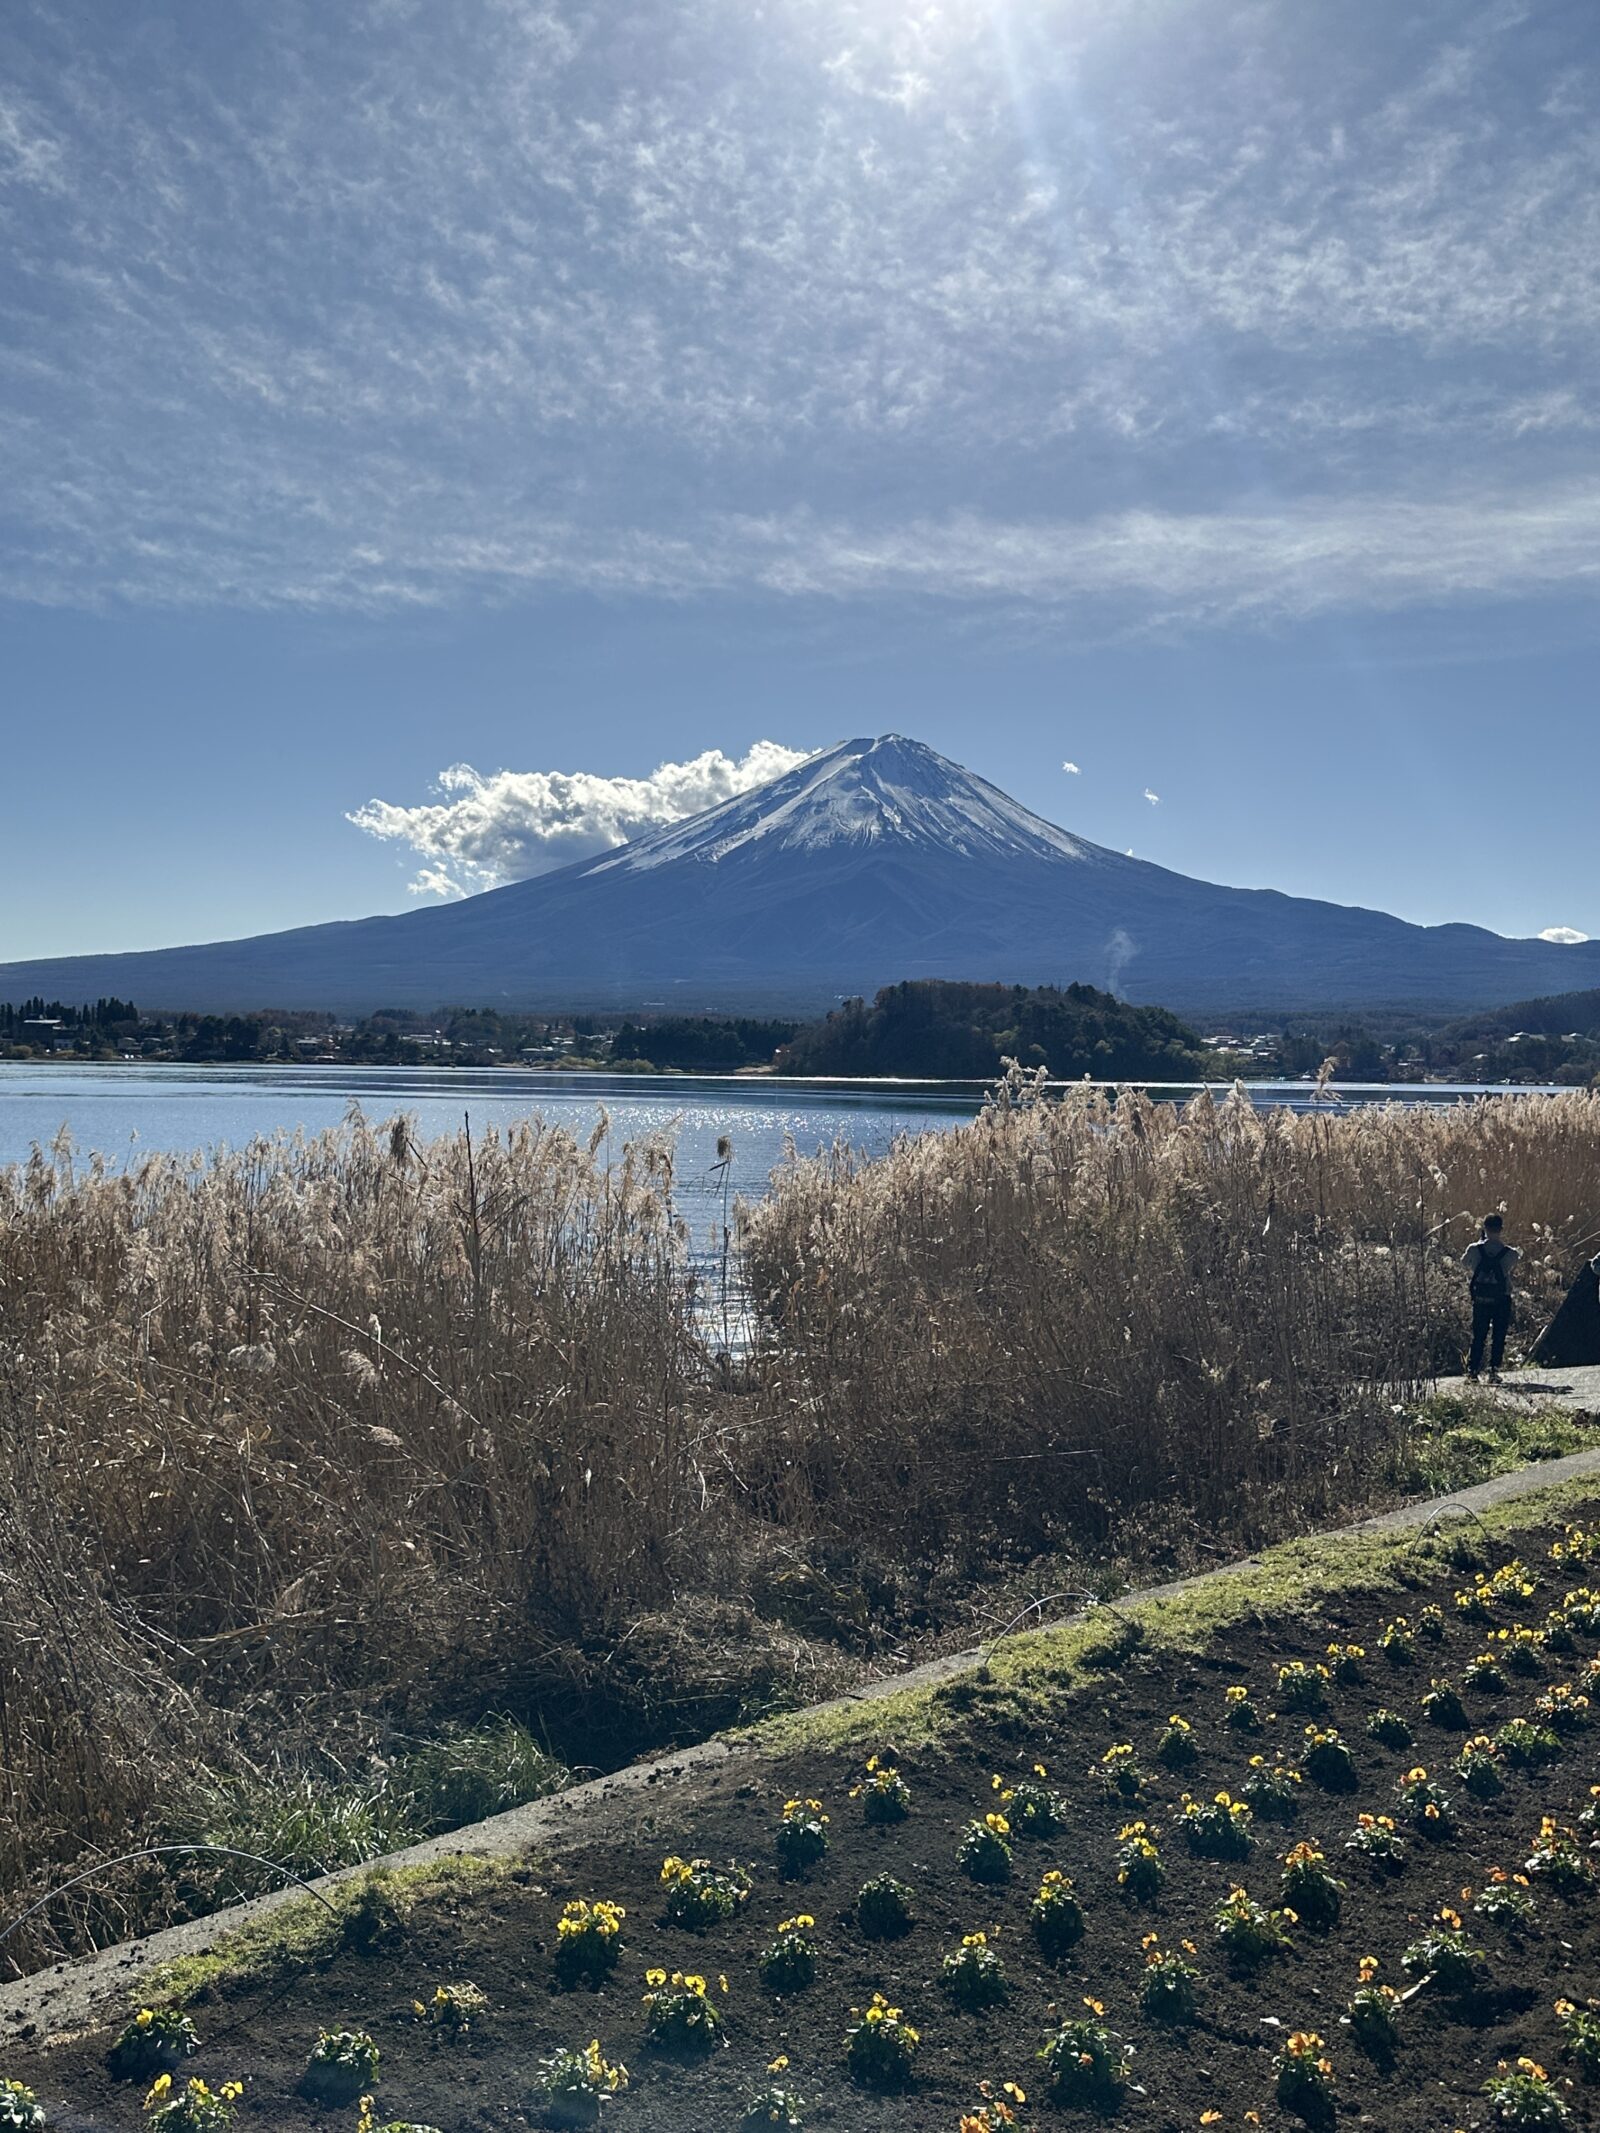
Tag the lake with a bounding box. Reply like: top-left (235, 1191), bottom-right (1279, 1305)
top-left (0, 1062), bottom-right (1567, 1241)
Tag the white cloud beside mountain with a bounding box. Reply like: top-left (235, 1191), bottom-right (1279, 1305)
top-left (349, 741), bottom-right (810, 896)
top-left (1538, 925), bottom-right (1590, 945)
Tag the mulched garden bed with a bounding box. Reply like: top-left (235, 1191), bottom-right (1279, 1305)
top-left (7, 1515), bottom-right (1600, 2133)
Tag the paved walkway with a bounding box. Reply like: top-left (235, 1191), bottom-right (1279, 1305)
top-left (6, 1435), bottom-right (1600, 2044)
top-left (1432, 1362), bottom-right (1600, 1415)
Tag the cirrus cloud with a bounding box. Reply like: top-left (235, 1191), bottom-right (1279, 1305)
top-left (349, 741), bottom-right (811, 897)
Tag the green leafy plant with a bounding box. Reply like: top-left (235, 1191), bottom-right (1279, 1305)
top-left (1580, 1784), bottom-right (1600, 1834)
top-left (1504, 1626), bottom-right (1547, 1676)
top-left (775, 1797), bottom-right (830, 1877)
top-left (1039, 2005), bottom-right (1128, 2110)
top-left (412, 1982), bottom-right (486, 2033)
top-left (1346, 1958), bottom-right (1401, 2059)
top-left (759, 1915), bottom-right (818, 1994)
top-left (641, 1970), bottom-right (724, 2057)
top-left (741, 2058), bottom-right (806, 2130)
top-left (1525, 1816), bottom-right (1594, 1893)
top-left (142, 2077), bottom-right (244, 2132)
top-left (1395, 1763), bottom-right (1456, 1835)
top-left (1277, 1660), bottom-right (1331, 1712)
top-left (957, 2081), bottom-right (1029, 2131)
top-left (1155, 1712), bottom-right (1198, 1768)
top-left (1483, 2057), bottom-right (1570, 2127)
top-left (1114, 1819), bottom-right (1164, 1901)
top-left (958, 1812), bottom-right (1013, 1885)
top-left (1139, 1936), bottom-right (1200, 2022)
top-left (994, 1766), bottom-right (1064, 1837)
top-left (1180, 1789), bottom-right (1254, 1859)
top-left (1401, 1915), bottom-right (1486, 1995)
top-left (1275, 2031), bottom-right (1336, 2120)
top-left (1223, 1683), bottom-right (1262, 1730)
top-left (554, 1900), bottom-right (626, 1989)
top-left (357, 2104), bottom-right (442, 2133)
top-left (1302, 1724), bottom-right (1358, 1791)
top-left (1467, 1650), bottom-right (1510, 1693)
top-left (1421, 1679), bottom-right (1468, 1730)
top-left (1367, 1706), bottom-right (1415, 1749)
top-left (1496, 1718), bottom-right (1562, 1769)
top-left (1326, 1640), bottom-right (1366, 1683)
top-left (1455, 1734), bottom-right (1505, 1797)
top-left (1344, 1811), bottom-right (1406, 1866)
top-left (1214, 1884), bottom-right (1292, 1968)
top-left (658, 1855), bottom-right (750, 1930)
top-left (534, 2039), bottom-right (630, 2127)
top-left (300, 2029), bottom-right (380, 2106)
top-left (850, 1755), bottom-right (911, 1823)
top-left (0, 2082), bottom-right (45, 2131)
top-left (1281, 1839), bottom-right (1343, 1928)
top-left (1379, 1617), bottom-right (1416, 1665)
top-left (1241, 1755), bottom-right (1303, 1821)
top-left (1418, 1603), bottom-right (1447, 1641)
top-left (109, 2010), bottom-right (201, 2083)
top-left (856, 1872), bottom-right (915, 1940)
top-left (1556, 1997), bottom-right (1600, 2081)
top-left (1473, 1870), bottom-right (1536, 1930)
top-left (1029, 1869), bottom-right (1086, 1959)
top-left (843, 1994), bottom-right (919, 2090)
top-left (942, 1930), bottom-right (1009, 2010)
top-left (1533, 1683), bottom-right (1590, 1734)
top-left (1099, 1741), bottom-right (1143, 1800)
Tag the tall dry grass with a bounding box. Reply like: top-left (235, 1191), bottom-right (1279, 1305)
top-left (3, 1083), bottom-right (1598, 1966)
top-left (738, 1077), bottom-right (1600, 1552)
top-left (0, 1111), bottom-right (703, 1891)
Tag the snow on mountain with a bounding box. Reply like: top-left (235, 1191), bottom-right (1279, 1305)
top-left (583, 735), bottom-right (1092, 873)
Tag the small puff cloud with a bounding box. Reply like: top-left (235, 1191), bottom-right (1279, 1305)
top-left (1538, 925), bottom-right (1590, 944)
top-left (350, 741), bottom-right (810, 897)
top-left (1143, 788), bottom-right (1161, 806)
top-left (1062, 760), bottom-right (1081, 774)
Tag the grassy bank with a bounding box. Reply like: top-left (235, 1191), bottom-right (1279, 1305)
top-left (8, 1488), bottom-right (1600, 2132)
top-left (2, 1084), bottom-right (1598, 1971)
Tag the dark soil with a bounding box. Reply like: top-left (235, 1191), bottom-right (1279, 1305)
top-left (8, 1524), bottom-right (1600, 2133)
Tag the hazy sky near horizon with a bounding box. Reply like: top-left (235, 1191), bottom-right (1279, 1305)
top-left (3, 0), bottom-right (1598, 962)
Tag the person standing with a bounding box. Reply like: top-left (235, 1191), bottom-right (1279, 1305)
top-left (1462, 1213), bottom-right (1521, 1382)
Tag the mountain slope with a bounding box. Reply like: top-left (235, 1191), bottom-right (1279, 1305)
top-left (3, 735), bottom-right (1597, 1016)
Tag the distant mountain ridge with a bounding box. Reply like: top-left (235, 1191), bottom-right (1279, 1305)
top-left (3, 735), bottom-right (1597, 1016)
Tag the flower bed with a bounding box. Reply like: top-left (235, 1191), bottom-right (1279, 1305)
top-left (7, 1506), bottom-right (1600, 2130)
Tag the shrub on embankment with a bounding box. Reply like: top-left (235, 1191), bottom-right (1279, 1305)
top-left (1, 1083), bottom-right (1597, 1968)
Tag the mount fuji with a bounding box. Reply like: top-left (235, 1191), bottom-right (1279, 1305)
top-left (4, 736), bottom-right (1597, 1016)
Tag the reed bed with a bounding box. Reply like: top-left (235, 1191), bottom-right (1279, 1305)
top-left (0, 1109), bottom-right (707, 1956)
top-left (2, 1082), bottom-right (1597, 1967)
top-left (738, 1076), bottom-right (1600, 1552)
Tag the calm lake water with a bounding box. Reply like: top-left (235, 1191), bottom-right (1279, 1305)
top-left (0, 1063), bottom-right (1568, 1236)
top-left (0, 1064), bottom-right (984, 1241)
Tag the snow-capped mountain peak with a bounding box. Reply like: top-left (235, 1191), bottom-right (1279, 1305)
top-left (582, 734), bottom-right (1092, 874)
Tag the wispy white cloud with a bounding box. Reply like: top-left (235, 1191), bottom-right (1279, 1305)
top-left (349, 741), bottom-right (810, 895)
top-left (0, 0), bottom-right (1596, 622)
top-left (1143, 789), bottom-right (1161, 806)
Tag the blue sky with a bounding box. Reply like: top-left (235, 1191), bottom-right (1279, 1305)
top-left (2, 0), bottom-right (1597, 963)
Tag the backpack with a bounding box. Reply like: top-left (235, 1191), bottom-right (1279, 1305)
top-left (1470, 1240), bottom-right (1510, 1302)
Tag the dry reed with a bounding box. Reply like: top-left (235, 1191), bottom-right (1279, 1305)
top-left (739, 1075), bottom-right (1600, 1551)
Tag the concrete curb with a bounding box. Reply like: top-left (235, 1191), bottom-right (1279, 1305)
top-left (7, 1440), bottom-right (1600, 2042)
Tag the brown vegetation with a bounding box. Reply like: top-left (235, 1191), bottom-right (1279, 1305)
top-left (1, 1084), bottom-right (1597, 1969)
